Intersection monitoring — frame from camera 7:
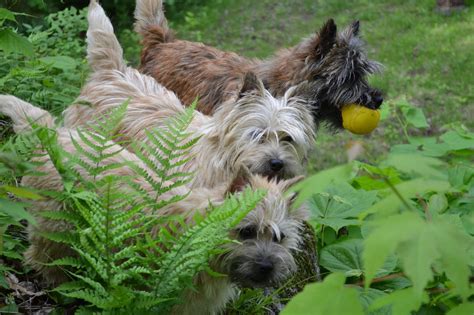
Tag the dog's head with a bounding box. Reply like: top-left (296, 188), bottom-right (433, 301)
top-left (294, 19), bottom-right (384, 128)
top-left (211, 72), bottom-right (315, 180)
top-left (217, 173), bottom-right (306, 288)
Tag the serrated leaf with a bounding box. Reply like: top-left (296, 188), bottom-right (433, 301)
top-left (401, 106), bottom-right (429, 128)
top-left (383, 153), bottom-right (446, 179)
top-left (446, 302), bottom-right (474, 315)
top-left (292, 163), bottom-right (355, 207)
top-left (440, 130), bottom-right (474, 151)
top-left (364, 212), bottom-right (474, 298)
top-left (360, 178), bottom-right (450, 219)
top-left (320, 239), bottom-right (396, 278)
top-left (369, 287), bottom-right (428, 315)
top-left (309, 183), bottom-right (377, 231)
top-left (282, 273), bottom-right (364, 315)
top-left (357, 287), bottom-right (390, 315)
top-left (39, 56), bottom-right (78, 71)
top-left (0, 29), bottom-right (33, 56)
top-left (0, 199), bottom-right (36, 224)
top-left (2, 185), bottom-right (43, 200)
top-left (0, 8), bottom-right (16, 23)
top-left (428, 193), bottom-right (448, 215)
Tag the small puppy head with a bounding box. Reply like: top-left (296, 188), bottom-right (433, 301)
top-left (298, 19), bottom-right (384, 128)
top-left (218, 173), bottom-right (307, 288)
top-left (211, 72), bottom-right (315, 180)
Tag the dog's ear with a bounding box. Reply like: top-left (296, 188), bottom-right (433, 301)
top-left (239, 72), bottom-right (265, 98)
top-left (351, 20), bottom-right (360, 37)
top-left (286, 81), bottom-right (311, 99)
top-left (341, 20), bottom-right (360, 40)
top-left (309, 18), bottom-right (337, 61)
top-left (227, 167), bottom-right (252, 194)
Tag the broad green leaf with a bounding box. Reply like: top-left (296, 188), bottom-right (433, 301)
top-left (282, 273), bottom-right (364, 315)
top-left (390, 142), bottom-right (451, 157)
top-left (446, 302), bottom-right (474, 315)
top-left (433, 217), bottom-right (473, 298)
top-left (0, 8), bottom-right (16, 23)
top-left (369, 288), bottom-right (428, 315)
top-left (308, 183), bottom-right (377, 231)
top-left (401, 106), bottom-right (429, 128)
top-left (427, 193), bottom-right (448, 215)
top-left (364, 212), bottom-right (474, 298)
top-left (320, 239), bottom-right (397, 278)
top-left (448, 165), bottom-right (474, 189)
top-left (360, 178), bottom-right (450, 218)
top-left (383, 153), bottom-right (446, 179)
top-left (292, 163), bottom-right (355, 207)
top-left (353, 163), bottom-right (401, 190)
top-left (0, 199), bottom-right (36, 224)
top-left (39, 56), bottom-right (78, 71)
top-left (440, 130), bottom-right (474, 151)
top-left (397, 224), bottom-right (440, 298)
top-left (357, 288), bottom-right (390, 315)
top-left (2, 186), bottom-right (43, 200)
top-left (363, 212), bottom-right (424, 288)
top-left (0, 29), bottom-right (33, 56)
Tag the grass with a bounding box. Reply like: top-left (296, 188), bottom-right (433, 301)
top-left (157, 0), bottom-right (473, 170)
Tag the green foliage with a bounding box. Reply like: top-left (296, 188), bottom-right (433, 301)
top-left (0, 103), bottom-right (265, 313)
top-left (285, 103), bottom-right (474, 314)
top-left (0, 131), bottom-right (45, 293)
top-left (282, 273), bottom-right (364, 315)
top-left (0, 8), bottom-right (33, 57)
top-left (0, 7), bottom-right (87, 114)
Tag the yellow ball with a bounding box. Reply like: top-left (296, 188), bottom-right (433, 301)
top-left (342, 104), bottom-right (380, 135)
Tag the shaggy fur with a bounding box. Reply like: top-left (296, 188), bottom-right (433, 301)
top-left (64, 0), bottom-right (315, 188)
top-left (135, 0), bottom-right (384, 127)
top-left (0, 93), bottom-right (307, 314)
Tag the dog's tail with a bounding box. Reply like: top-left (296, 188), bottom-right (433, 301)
top-left (134, 0), bottom-right (173, 43)
top-left (0, 95), bottom-right (55, 133)
top-left (87, 0), bottom-right (126, 72)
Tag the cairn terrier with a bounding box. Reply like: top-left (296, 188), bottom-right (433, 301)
top-left (64, 0), bottom-right (315, 188)
top-left (0, 92), bottom-right (307, 314)
top-left (135, 0), bottom-right (384, 128)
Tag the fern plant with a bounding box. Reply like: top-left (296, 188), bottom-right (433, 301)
top-left (12, 102), bottom-right (265, 313)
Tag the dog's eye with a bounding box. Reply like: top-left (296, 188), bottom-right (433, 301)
top-left (281, 135), bottom-right (294, 143)
top-left (272, 232), bottom-right (286, 242)
top-left (239, 226), bottom-right (257, 240)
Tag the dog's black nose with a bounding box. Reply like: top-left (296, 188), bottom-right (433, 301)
top-left (373, 94), bottom-right (383, 107)
top-left (269, 159), bottom-right (284, 172)
top-left (257, 260), bottom-right (274, 274)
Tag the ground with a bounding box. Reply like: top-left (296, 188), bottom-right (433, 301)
top-left (137, 0), bottom-right (474, 169)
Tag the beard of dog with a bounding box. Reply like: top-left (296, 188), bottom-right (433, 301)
top-left (135, 0), bottom-right (384, 129)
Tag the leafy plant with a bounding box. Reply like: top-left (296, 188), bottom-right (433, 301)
top-left (0, 7), bottom-right (88, 115)
top-left (0, 103), bottom-right (265, 313)
top-left (283, 102), bottom-right (474, 314)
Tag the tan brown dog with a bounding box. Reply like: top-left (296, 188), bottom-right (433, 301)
top-left (135, 0), bottom-right (384, 128)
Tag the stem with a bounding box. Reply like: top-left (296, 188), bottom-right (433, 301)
top-left (394, 110), bottom-right (410, 142)
top-left (382, 176), bottom-right (417, 212)
top-left (417, 193), bottom-right (431, 221)
top-left (354, 272), bottom-right (405, 286)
